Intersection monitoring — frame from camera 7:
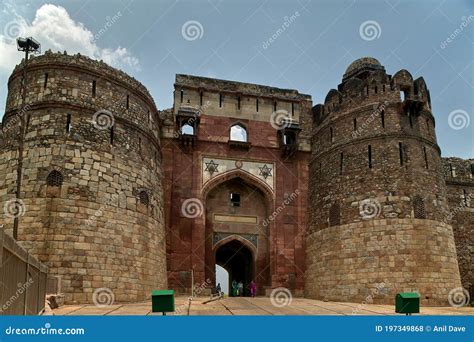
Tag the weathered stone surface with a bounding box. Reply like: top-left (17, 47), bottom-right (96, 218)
top-left (443, 157), bottom-right (473, 304)
top-left (0, 52), bottom-right (470, 306)
top-left (0, 51), bottom-right (166, 304)
top-left (306, 57), bottom-right (466, 305)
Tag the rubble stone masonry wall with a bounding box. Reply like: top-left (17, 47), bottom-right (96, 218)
top-left (0, 53), bottom-right (470, 306)
top-left (306, 58), bottom-right (462, 305)
top-left (443, 157), bottom-right (474, 304)
top-left (0, 51), bottom-right (167, 304)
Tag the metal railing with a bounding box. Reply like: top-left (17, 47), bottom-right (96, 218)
top-left (0, 229), bottom-right (48, 315)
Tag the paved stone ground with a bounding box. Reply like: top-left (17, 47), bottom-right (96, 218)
top-left (49, 297), bottom-right (474, 316)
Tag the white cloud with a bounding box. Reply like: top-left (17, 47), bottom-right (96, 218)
top-left (101, 47), bottom-right (139, 70)
top-left (0, 4), bottom-right (139, 73)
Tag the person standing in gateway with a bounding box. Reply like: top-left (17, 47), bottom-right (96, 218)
top-left (250, 280), bottom-right (257, 297)
top-left (232, 280), bottom-right (238, 297)
top-left (237, 281), bottom-right (244, 297)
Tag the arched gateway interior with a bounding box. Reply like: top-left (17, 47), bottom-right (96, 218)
top-left (205, 176), bottom-right (270, 296)
top-left (215, 240), bottom-right (254, 296)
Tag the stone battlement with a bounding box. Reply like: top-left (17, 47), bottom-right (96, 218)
top-left (313, 58), bottom-right (433, 128)
top-left (175, 74), bottom-right (311, 101)
top-left (443, 157), bottom-right (474, 183)
top-left (10, 50), bottom-right (156, 109)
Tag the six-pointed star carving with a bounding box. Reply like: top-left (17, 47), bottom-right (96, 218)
top-left (259, 164), bottom-right (272, 179)
top-left (205, 160), bottom-right (219, 175)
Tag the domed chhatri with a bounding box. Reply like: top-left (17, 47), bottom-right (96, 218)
top-left (342, 57), bottom-right (385, 81)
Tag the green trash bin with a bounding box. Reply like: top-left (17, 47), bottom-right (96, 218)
top-left (395, 292), bottom-right (420, 315)
top-left (152, 290), bottom-right (175, 314)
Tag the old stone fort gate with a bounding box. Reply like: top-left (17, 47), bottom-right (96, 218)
top-left (0, 51), bottom-right (472, 305)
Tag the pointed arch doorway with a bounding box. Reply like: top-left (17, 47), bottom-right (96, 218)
top-left (215, 238), bottom-right (255, 296)
top-left (203, 171), bottom-right (273, 297)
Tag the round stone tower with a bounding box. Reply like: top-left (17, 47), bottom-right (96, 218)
top-left (0, 50), bottom-right (167, 303)
top-left (305, 57), bottom-right (462, 305)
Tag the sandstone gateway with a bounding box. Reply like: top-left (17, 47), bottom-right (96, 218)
top-left (0, 52), bottom-right (472, 305)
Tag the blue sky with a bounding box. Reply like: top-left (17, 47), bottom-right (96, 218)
top-left (0, 0), bottom-right (472, 158)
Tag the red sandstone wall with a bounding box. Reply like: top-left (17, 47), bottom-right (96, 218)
top-left (161, 75), bottom-right (311, 296)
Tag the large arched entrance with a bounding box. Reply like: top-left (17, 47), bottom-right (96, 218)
top-left (203, 172), bottom-right (273, 296)
top-left (215, 239), bottom-right (254, 296)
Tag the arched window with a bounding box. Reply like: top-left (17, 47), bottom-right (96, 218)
top-left (230, 124), bottom-right (247, 142)
top-left (181, 123), bottom-right (194, 135)
top-left (413, 195), bottom-right (426, 219)
top-left (46, 170), bottom-right (63, 187)
top-left (139, 190), bottom-right (149, 206)
top-left (399, 86), bottom-right (411, 102)
top-left (329, 203), bottom-right (341, 226)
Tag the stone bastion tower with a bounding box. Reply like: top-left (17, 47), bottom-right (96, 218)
top-left (0, 51), bottom-right (167, 303)
top-left (305, 57), bottom-right (462, 305)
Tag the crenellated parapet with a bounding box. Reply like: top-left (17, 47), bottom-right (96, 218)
top-left (311, 58), bottom-right (439, 170)
top-left (10, 50), bottom-right (155, 107)
top-left (314, 64), bottom-right (434, 134)
top-left (168, 74), bottom-right (313, 153)
top-left (5, 50), bottom-right (160, 146)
